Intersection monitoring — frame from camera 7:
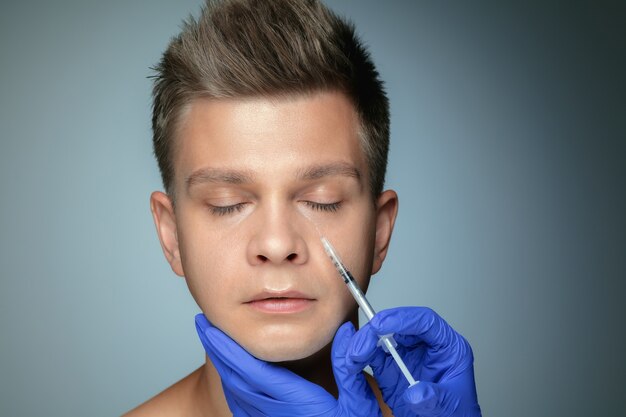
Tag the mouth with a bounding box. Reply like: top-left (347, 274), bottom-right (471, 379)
top-left (245, 290), bottom-right (316, 314)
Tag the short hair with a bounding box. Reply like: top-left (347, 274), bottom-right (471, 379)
top-left (151, 0), bottom-right (389, 199)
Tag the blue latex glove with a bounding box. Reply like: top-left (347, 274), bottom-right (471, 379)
top-left (195, 314), bottom-right (383, 417)
top-left (345, 307), bottom-right (481, 417)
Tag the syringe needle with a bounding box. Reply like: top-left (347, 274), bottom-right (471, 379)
top-left (321, 237), bottom-right (419, 387)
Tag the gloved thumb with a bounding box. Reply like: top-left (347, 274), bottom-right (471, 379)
top-left (403, 381), bottom-right (459, 416)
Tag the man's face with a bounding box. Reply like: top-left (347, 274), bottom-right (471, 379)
top-left (151, 91), bottom-right (397, 361)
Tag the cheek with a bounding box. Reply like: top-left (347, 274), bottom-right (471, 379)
top-left (322, 209), bottom-right (376, 281)
top-left (176, 214), bottom-right (247, 309)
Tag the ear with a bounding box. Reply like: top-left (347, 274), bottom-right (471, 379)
top-left (371, 189), bottom-right (398, 275)
top-left (150, 191), bottom-right (185, 277)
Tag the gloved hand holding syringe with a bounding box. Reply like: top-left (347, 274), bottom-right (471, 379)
top-left (321, 237), bottom-right (419, 387)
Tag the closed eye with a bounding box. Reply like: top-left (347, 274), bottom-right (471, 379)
top-left (208, 203), bottom-right (247, 216)
top-left (304, 201), bottom-right (341, 212)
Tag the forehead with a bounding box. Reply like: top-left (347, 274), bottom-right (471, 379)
top-left (173, 91), bottom-right (367, 188)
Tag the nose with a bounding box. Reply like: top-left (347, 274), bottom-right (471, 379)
top-left (246, 203), bottom-right (309, 266)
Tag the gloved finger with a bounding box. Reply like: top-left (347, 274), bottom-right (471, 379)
top-left (195, 314), bottom-right (330, 402)
top-left (195, 314), bottom-right (248, 384)
top-left (195, 315), bottom-right (264, 399)
top-left (224, 389), bottom-right (282, 417)
top-left (402, 381), bottom-right (459, 417)
top-left (344, 322), bottom-right (391, 374)
top-left (220, 384), bottom-right (254, 417)
top-left (369, 307), bottom-right (459, 350)
top-left (195, 315), bottom-right (295, 395)
top-left (331, 322), bottom-right (382, 416)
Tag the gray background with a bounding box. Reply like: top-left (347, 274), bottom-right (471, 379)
top-left (1, 1), bottom-right (624, 416)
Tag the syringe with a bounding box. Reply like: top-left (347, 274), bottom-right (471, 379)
top-left (321, 237), bottom-right (418, 387)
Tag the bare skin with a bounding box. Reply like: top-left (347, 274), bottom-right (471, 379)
top-left (124, 91), bottom-right (398, 416)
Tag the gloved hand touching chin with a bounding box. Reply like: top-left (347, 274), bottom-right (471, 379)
top-left (345, 307), bottom-right (481, 417)
top-left (195, 314), bottom-right (383, 417)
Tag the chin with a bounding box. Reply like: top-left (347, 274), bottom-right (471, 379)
top-left (240, 330), bottom-right (334, 362)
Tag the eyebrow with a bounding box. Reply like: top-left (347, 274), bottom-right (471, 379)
top-left (186, 168), bottom-right (255, 190)
top-left (296, 162), bottom-right (361, 182)
top-left (186, 162), bottom-right (361, 191)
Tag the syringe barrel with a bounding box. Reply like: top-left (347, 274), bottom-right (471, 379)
top-left (345, 273), bottom-right (376, 320)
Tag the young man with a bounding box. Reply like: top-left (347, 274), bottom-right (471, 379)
top-left (125, 1), bottom-right (481, 416)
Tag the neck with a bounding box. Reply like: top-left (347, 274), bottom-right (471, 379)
top-left (278, 339), bottom-right (338, 397)
top-left (196, 357), bottom-right (231, 416)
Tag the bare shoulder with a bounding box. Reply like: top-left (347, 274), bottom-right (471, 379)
top-left (122, 366), bottom-right (203, 417)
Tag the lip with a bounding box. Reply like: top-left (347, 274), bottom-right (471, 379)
top-left (245, 290), bottom-right (316, 314)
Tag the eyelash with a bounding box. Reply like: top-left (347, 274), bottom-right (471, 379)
top-left (208, 201), bottom-right (341, 216)
top-left (209, 203), bottom-right (246, 216)
top-left (305, 201), bottom-right (342, 212)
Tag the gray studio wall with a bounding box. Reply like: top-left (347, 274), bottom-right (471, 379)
top-left (1, 1), bottom-right (624, 416)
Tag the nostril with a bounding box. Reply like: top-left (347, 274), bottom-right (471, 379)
top-left (257, 254), bottom-right (269, 262)
top-left (286, 253), bottom-right (297, 261)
